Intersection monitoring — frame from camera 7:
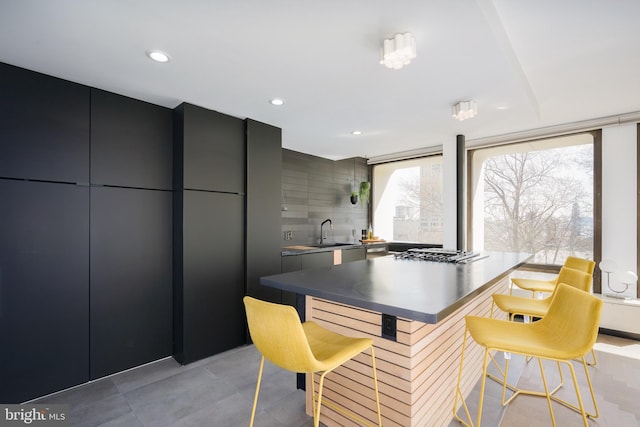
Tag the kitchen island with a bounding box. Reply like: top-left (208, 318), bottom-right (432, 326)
top-left (260, 251), bottom-right (530, 427)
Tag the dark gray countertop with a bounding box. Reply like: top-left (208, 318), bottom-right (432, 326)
top-left (260, 251), bottom-right (531, 323)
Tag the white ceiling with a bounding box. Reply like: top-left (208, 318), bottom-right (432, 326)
top-left (1, 0), bottom-right (639, 160)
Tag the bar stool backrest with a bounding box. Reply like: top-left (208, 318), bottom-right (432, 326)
top-left (244, 296), bottom-right (319, 373)
top-left (555, 266), bottom-right (593, 293)
top-left (562, 256), bottom-right (596, 275)
top-left (537, 283), bottom-right (603, 358)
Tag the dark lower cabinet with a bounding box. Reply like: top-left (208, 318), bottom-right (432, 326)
top-left (342, 247), bottom-right (366, 263)
top-left (90, 187), bottom-right (173, 379)
top-left (174, 190), bottom-right (245, 364)
top-left (0, 179), bottom-right (89, 403)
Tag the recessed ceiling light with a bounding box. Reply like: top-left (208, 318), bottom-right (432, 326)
top-left (497, 106), bottom-right (508, 110)
top-left (146, 50), bottom-right (170, 63)
top-left (270, 98), bottom-right (285, 106)
top-left (351, 131), bottom-right (362, 135)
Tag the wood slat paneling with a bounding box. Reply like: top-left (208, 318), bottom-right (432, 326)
top-left (305, 276), bottom-right (509, 426)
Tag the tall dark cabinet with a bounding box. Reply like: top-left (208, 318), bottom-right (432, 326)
top-left (0, 61), bottom-right (283, 402)
top-left (89, 89), bottom-right (173, 378)
top-left (173, 103), bottom-right (246, 364)
top-left (246, 119), bottom-right (283, 304)
top-left (0, 63), bottom-right (91, 403)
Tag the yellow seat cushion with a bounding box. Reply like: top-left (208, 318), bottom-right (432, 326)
top-left (466, 315), bottom-right (582, 360)
top-left (511, 277), bottom-right (555, 293)
top-left (468, 284), bottom-right (602, 361)
top-left (492, 294), bottom-right (549, 318)
top-left (303, 321), bottom-right (373, 372)
top-left (511, 256), bottom-right (595, 294)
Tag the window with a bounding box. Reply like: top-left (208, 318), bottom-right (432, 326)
top-left (372, 155), bottom-right (444, 243)
top-left (469, 133), bottom-right (595, 264)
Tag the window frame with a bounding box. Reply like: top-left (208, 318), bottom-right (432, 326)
top-left (371, 153), bottom-right (445, 245)
top-left (466, 130), bottom-right (602, 292)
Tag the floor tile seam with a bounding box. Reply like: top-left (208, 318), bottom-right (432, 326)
top-left (122, 364), bottom-right (221, 402)
top-left (95, 395), bottom-right (143, 427)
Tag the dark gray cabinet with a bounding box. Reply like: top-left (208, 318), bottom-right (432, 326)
top-left (174, 191), bottom-right (245, 364)
top-left (342, 247), bottom-right (366, 263)
top-left (90, 187), bottom-right (173, 378)
top-left (0, 62), bottom-right (90, 183)
top-left (280, 251), bottom-right (334, 307)
top-left (302, 251), bottom-right (334, 269)
top-left (89, 87), bottom-right (174, 378)
top-left (0, 179), bottom-right (89, 403)
top-left (173, 104), bottom-right (247, 364)
top-left (90, 89), bottom-right (173, 190)
top-left (174, 103), bottom-right (245, 193)
top-left (246, 119), bottom-right (282, 304)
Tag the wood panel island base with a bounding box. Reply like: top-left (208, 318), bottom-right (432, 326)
top-left (260, 252), bottom-right (529, 427)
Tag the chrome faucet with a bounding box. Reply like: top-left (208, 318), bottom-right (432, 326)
top-left (320, 218), bottom-right (333, 244)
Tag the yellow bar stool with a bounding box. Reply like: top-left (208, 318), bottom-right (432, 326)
top-left (243, 296), bottom-right (383, 427)
top-left (453, 284), bottom-right (602, 427)
top-left (510, 256), bottom-right (595, 297)
top-left (493, 266), bottom-right (597, 366)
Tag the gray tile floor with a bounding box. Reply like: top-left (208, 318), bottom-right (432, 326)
top-left (34, 334), bottom-right (640, 427)
top-left (36, 345), bottom-right (311, 427)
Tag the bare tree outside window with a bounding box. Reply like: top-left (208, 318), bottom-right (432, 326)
top-left (482, 144), bottom-right (593, 263)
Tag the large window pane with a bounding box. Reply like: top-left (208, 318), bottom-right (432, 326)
top-left (470, 134), bottom-right (594, 264)
top-left (373, 155), bottom-right (443, 243)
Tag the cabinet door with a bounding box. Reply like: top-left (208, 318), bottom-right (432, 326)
top-left (176, 191), bottom-right (245, 364)
top-left (281, 255), bottom-right (302, 273)
top-left (246, 119), bottom-right (282, 304)
top-left (0, 179), bottom-right (89, 403)
top-left (0, 63), bottom-right (90, 183)
top-left (90, 187), bottom-right (172, 378)
top-left (280, 256), bottom-right (301, 307)
top-left (174, 103), bottom-right (245, 193)
top-left (301, 251), bottom-right (334, 269)
top-left (90, 89), bottom-right (173, 190)
top-left (342, 247), bottom-right (366, 263)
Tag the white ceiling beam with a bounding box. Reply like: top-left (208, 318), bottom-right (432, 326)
top-left (476, 0), bottom-right (541, 118)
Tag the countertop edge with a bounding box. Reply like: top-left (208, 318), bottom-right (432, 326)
top-left (262, 252), bottom-right (532, 324)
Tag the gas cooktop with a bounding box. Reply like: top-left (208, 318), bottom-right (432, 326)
top-left (393, 248), bottom-right (481, 263)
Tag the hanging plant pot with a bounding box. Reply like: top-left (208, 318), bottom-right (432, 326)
top-left (359, 181), bottom-right (371, 204)
top-left (350, 192), bottom-right (359, 205)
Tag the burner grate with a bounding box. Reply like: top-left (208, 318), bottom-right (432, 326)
top-left (394, 248), bottom-right (480, 263)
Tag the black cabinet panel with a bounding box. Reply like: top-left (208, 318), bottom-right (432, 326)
top-left (90, 187), bottom-right (172, 379)
top-left (0, 62), bottom-right (90, 183)
top-left (174, 191), bottom-right (245, 364)
top-left (91, 89), bottom-right (173, 190)
top-left (174, 103), bottom-right (245, 193)
top-left (281, 255), bottom-right (302, 273)
top-left (0, 179), bottom-right (89, 403)
top-left (246, 119), bottom-right (282, 304)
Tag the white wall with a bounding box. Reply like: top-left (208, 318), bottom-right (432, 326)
top-left (602, 124), bottom-right (637, 299)
top-left (442, 139), bottom-right (459, 249)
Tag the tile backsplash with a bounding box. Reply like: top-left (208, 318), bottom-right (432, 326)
top-left (281, 149), bottom-right (369, 246)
